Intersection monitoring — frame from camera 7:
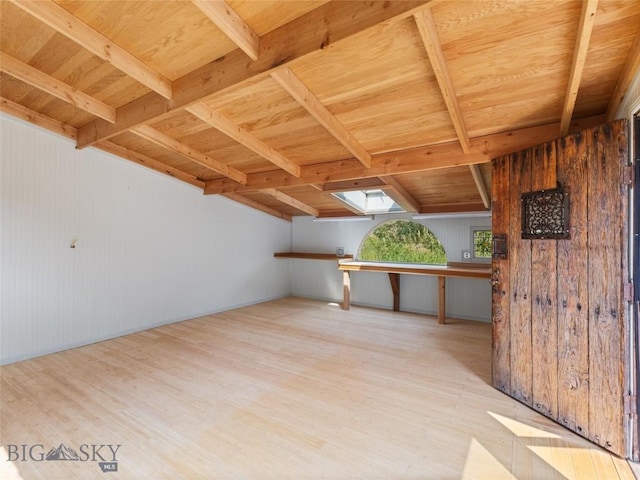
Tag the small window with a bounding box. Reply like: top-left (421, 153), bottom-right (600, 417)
top-left (332, 190), bottom-right (405, 214)
top-left (358, 219), bottom-right (447, 264)
top-left (472, 228), bottom-right (492, 261)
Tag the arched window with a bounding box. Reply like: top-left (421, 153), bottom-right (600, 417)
top-left (358, 219), bottom-right (447, 265)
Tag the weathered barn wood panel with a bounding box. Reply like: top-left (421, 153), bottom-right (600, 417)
top-left (556, 131), bottom-right (590, 438)
top-left (530, 142), bottom-right (558, 419)
top-left (586, 121), bottom-right (628, 455)
top-left (508, 148), bottom-right (533, 406)
top-left (491, 154), bottom-right (510, 395)
top-left (491, 119), bottom-right (630, 458)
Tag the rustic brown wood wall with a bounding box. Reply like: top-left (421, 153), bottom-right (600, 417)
top-left (491, 119), bottom-right (631, 458)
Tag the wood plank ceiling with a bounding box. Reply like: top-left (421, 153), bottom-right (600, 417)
top-left (1, 0), bottom-right (639, 221)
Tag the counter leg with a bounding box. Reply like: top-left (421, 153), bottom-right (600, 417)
top-left (388, 273), bottom-right (400, 311)
top-left (342, 271), bottom-right (351, 310)
top-left (438, 276), bottom-right (446, 324)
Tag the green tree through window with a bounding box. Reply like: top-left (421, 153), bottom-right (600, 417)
top-left (358, 220), bottom-right (447, 264)
top-left (473, 229), bottom-right (492, 259)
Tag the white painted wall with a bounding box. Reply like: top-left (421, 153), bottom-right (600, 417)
top-left (0, 114), bottom-right (292, 364)
top-left (290, 214), bottom-right (492, 322)
top-left (616, 64), bottom-right (640, 119)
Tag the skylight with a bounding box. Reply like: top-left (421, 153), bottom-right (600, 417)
top-left (332, 189), bottom-right (405, 214)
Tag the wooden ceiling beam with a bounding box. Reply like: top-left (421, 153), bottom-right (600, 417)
top-left (261, 189), bottom-right (320, 217)
top-left (130, 124), bottom-right (247, 184)
top-left (271, 67), bottom-right (372, 168)
top-left (97, 141), bottom-right (206, 190)
top-left (0, 96), bottom-right (78, 140)
top-left (321, 178), bottom-right (386, 193)
top-left (298, 114), bottom-right (604, 186)
top-left (414, 8), bottom-right (470, 154)
top-left (222, 192), bottom-right (292, 222)
top-left (76, 1), bottom-right (431, 148)
top-left (560, 0), bottom-right (598, 135)
top-left (379, 176), bottom-right (421, 213)
top-left (192, 0), bottom-right (260, 60)
top-left (606, 27), bottom-right (640, 121)
top-left (9, 0), bottom-right (172, 99)
top-left (186, 103), bottom-right (301, 176)
top-left (417, 203), bottom-right (488, 214)
top-left (0, 52), bottom-right (116, 123)
top-left (203, 114), bottom-right (605, 194)
top-left (468, 164), bottom-right (490, 209)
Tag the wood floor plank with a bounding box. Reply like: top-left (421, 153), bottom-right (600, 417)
top-left (0, 297), bottom-right (634, 479)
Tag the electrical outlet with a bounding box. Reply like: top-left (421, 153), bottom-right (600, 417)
top-left (462, 250), bottom-right (471, 260)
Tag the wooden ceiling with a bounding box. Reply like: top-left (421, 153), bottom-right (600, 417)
top-left (1, 0), bottom-right (639, 221)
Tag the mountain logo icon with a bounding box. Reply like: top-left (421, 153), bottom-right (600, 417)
top-left (45, 443), bottom-right (80, 461)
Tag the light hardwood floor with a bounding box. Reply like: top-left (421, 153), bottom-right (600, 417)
top-left (0, 297), bottom-right (635, 479)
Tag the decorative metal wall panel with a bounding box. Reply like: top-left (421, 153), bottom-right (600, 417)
top-left (521, 188), bottom-right (570, 239)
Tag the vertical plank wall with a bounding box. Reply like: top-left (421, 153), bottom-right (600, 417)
top-left (491, 120), bottom-right (630, 458)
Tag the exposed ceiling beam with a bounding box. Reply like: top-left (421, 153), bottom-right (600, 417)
top-left (417, 203), bottom-right (488, 214)
top-left (186, 103), bottom-right (301, 176)
top-left (204, 115), bottom-right (605, 194)
top-left (76, 1), bottom-right (431, 148)
top-left (296, 115), bottom-right (604, 185)
top-left (0, 96), bottom-right (77, 140)
top-left (97, 141), bottom-right (206, 189)
top-left (560, 0), bottom-right (598, 135)
top-left (414, 8), bottom-right (470, 154)
top-left (192, 0), bottom-right (260, 60)
top-left (222, 192), bottom-right (292, 222)
top-left (130, 124), bottom-right (247, 184)
top-left (261, 189), bottom-right (320, 217)
top-left (379, 176), bottom-right (421, 213)
top-left (0, 52), bottom-right (116, 123)
top-left (606, 27), bottom-right (640, 121)
top-left (271, 67), bottom-right (372, 168)
top-left (9, 0), bottom-right (172, 99)
top-left (321, 178), bottom-right (386, 193)
top-left (468, 164), bottom-right (490, 209)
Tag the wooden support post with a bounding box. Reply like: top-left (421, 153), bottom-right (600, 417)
top-left (438, 276), bottom-right (446, 324)
top-left (388, 273), bottom-right (400, 311)
top-left (342, 271), bottom-right (351, 310)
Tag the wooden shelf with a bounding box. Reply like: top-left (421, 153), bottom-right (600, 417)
top-left (274, 252), bottom-right (353, 260)
top-left (447, 261), bottom-right (492, 269)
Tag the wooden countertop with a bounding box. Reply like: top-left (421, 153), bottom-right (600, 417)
top-left (274, 252), bottom-right (353, 260)
top-left (337, 261), bottom-right (491, 279)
